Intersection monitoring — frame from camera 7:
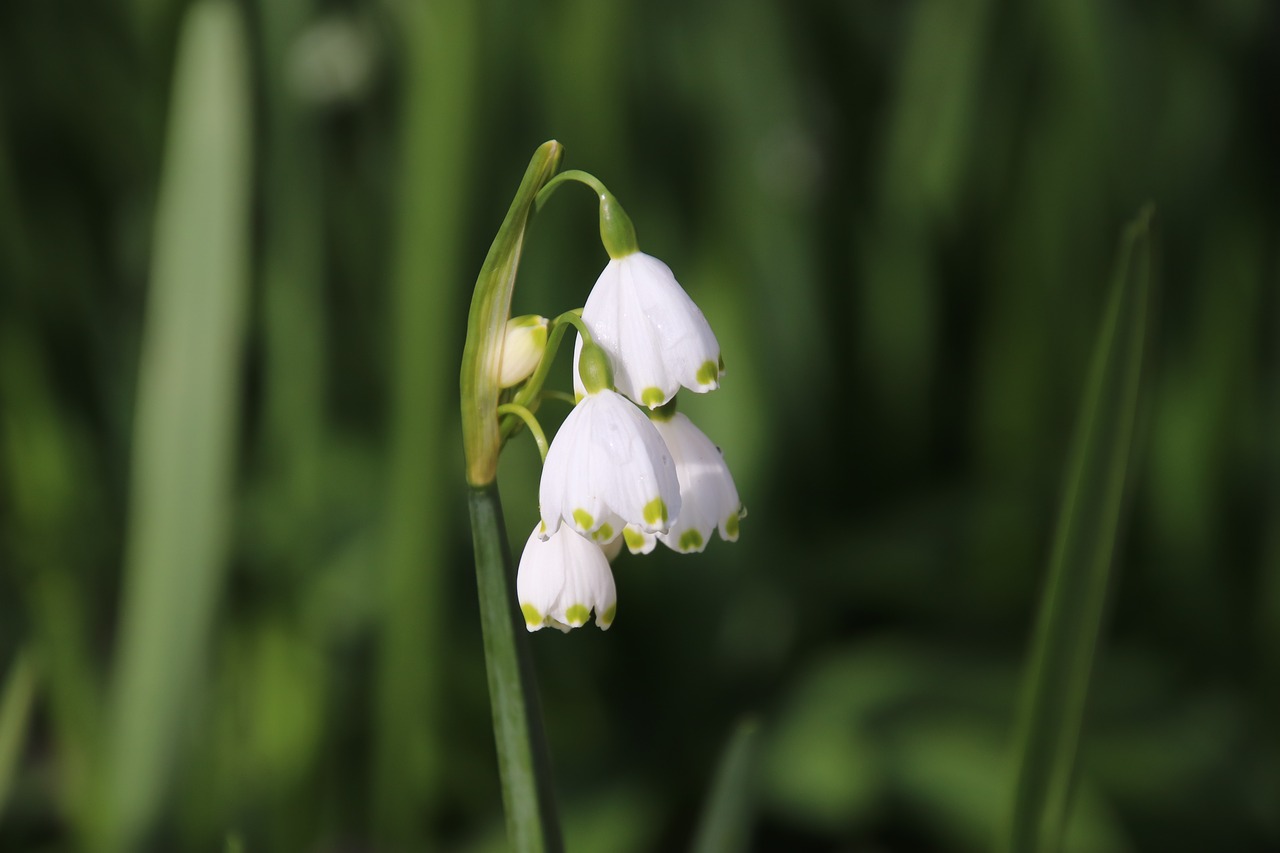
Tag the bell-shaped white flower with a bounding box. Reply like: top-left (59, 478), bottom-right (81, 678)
top-left (622, 411), bottom-right (744, 555)
top-left (539, 343), bottom-right (681, 542)
top-left (517, 523), bottom-right (617, 631)
top-left (582, 251), bottom-right (722, 409)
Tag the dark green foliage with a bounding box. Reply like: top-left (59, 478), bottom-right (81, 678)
top-left (0, 0), bottom-right (1275, 850)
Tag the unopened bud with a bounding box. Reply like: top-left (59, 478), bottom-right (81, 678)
top-left (498, 315), bottom-right (548, 388)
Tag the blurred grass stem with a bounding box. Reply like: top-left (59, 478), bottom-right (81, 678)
top-left (0, 650), bottom-right (37, 821)
top-left (691, 717), bottom-right (760, 853)
top-left (1003, 207), bottom-right (1155, 853)
top-left (373, 1), bottom-right (479, 843)
top-left (97, 2), bottom-right (251, 850)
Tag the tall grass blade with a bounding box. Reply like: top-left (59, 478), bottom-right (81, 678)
top-left (374, 0), bottom-right (479, 843)
top-left (690, 717), bottom-right (760, 853)
top-left (1003, 206), bottom-right (1155, 853)
top-left (0, 649), bottom-right (37, 821)
top-left (98, 2), bottom-right (252, 849)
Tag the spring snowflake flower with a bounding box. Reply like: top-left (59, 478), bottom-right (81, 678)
top-left (539, 358), bottom-right (681, 543)
top-left (622, 411), bottom-right (744, 555)
top-left (582, 251), bottom-right (722, 409)
top-left (517, 523), bottom-right (617, 631)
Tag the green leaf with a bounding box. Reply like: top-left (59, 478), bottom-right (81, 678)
top-left (691, 717), bottom-right (760, 853)
top-left (1003, 206), bottom-right (1156, 853)
top-left (97, 2), bottom-right (252, 849)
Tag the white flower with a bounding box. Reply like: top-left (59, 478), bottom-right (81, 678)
top-left (582, 251), bottom-right (722, 409)
top-left (517, 523), bottom-right (617, 631)
top-left (622, 412), bottom-right (744, 555)
top-left (539, 386), bottom-right (681, 542)
top-left (497, 314), bottom-right (548, 388)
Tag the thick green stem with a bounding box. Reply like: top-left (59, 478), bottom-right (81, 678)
top-left (468, 483), bottom-right (562, 853)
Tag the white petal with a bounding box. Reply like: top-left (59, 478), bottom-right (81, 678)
top-left (653, 413), bottom-right (742, 553)
top-left (583, 252), bottom-right (721, 409)
top-left (552, 536), bottom-right (617, 629)
top-left (539, 390), bottom-right (681, 538)
top-left (543, 406), bottom-right (610, 536)
top-left (516, 524), bottom-right (618, 631)
top-left (516, 525), bottom-right (566, 630)
top-left (601, 531), bottom-right (625, 562)
top-left (622, 524), bottom-right (657, 555)
top-left (589, 391), bottom-right (682, 532)
top-left (628, 254), bottom-right (721, 394)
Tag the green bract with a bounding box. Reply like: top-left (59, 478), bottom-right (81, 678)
top-left (460, 140), bottom-right (563, 486)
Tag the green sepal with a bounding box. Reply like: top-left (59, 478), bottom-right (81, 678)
top-left (577, 341), bottom-right (614, 395)
top-left (598, 190), bottom-right (638, 259)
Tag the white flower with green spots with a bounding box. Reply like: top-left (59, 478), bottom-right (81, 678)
top-left (517, 523), bottom-right (618, 631)
top-left (538, 385), bottom-right (681, 543)
top-left (622, 411), bottom-right (744, 555)
top-left (582, 251), bottom-right (722, 409)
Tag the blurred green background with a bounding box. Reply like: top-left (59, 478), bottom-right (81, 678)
top-left (1, 0), bottom-right (1277, 850)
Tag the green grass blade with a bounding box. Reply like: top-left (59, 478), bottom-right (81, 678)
top-left (98, 3), bottom-right (252, 849)
top-left (690, 718), bottom-right (760, 853)
top-left (0, 649), bottom-right (38, 822)
top-left (1003, 206), bottom-right (1155, 853)
top-left (373, 0), bottom-right (479, 843)
top-left (469, 483), bottom-right (562, 853)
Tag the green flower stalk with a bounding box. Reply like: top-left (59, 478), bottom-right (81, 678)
top-left (460, 141), bottom-right (564, 853)
top-left (460, 140), bottom-right (744, 849)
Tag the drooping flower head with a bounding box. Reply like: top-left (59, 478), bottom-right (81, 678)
top-left (582, 251), bottom-right (722, 410)
top-left (623, 407), bottom-right (745, 555)
top-left (539, 340), bottom-right (681, 543)
top-left (517, 523), bottom-right (617, 631)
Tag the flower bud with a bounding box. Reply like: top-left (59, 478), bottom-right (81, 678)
top-left (498, 315), bottom-right (548, 388)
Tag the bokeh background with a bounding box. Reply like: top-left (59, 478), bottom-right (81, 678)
top-left (1, 0), bottom-right (1278, 850)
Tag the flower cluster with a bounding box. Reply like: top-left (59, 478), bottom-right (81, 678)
top-left (515, 237), bottom-right (745, 633)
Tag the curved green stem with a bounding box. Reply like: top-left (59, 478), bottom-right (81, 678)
top-left (500, 310), bottom-right (589, 442)
top-left (549, 308), bottom-right (593, 343)
top-left (541, 390), bottom-right (578, 407)
top-left (497, 404), bottom-right (548, 462)
top-left (534, 170), bottom-right (637, 259)
top-left (534, 169), bottom-right (608, 210)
